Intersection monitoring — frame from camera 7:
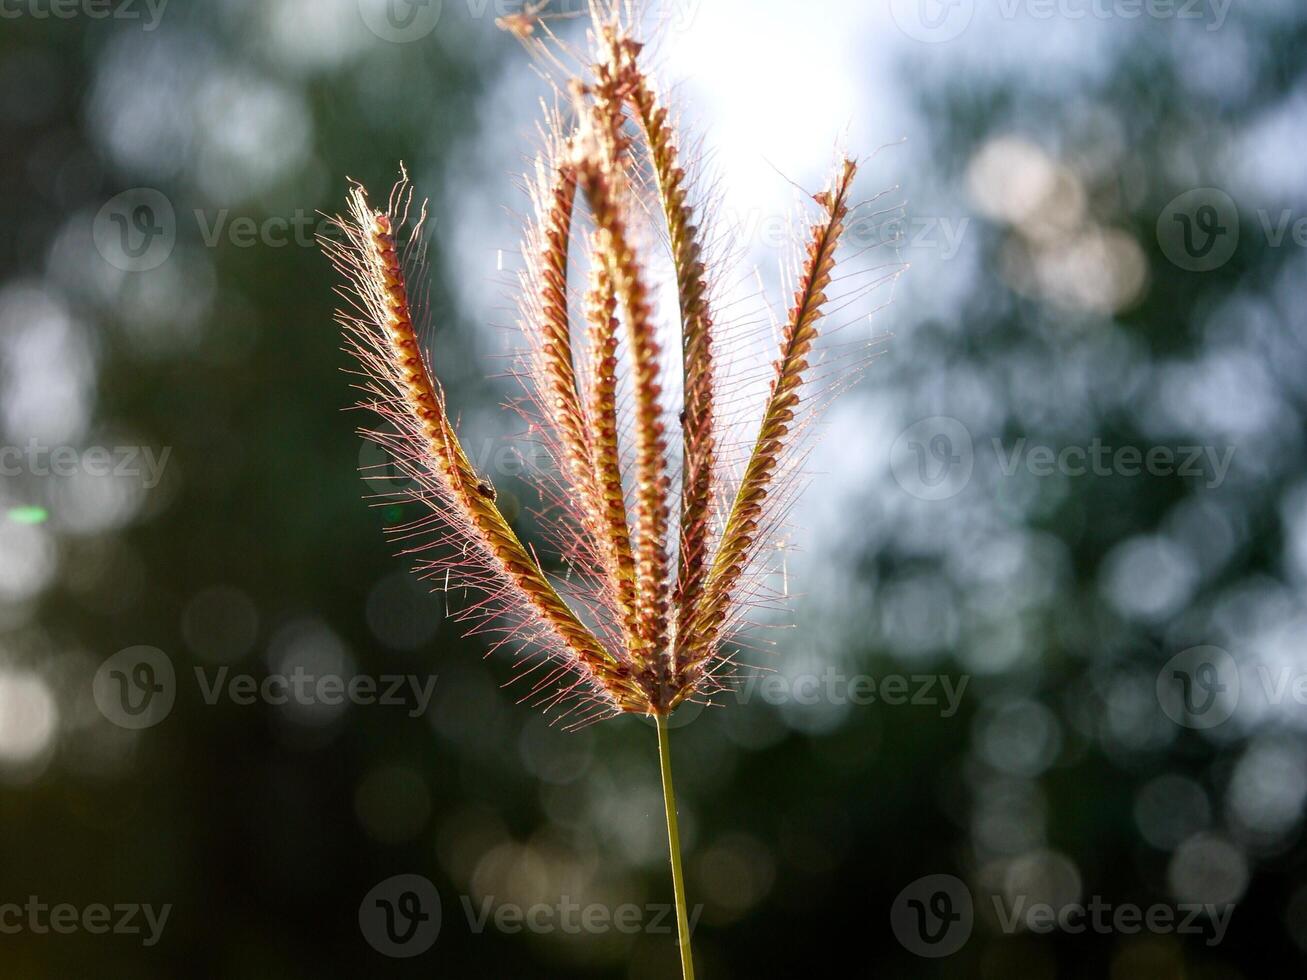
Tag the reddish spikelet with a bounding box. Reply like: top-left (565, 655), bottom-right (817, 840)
top-left (616, 43), bottom-right (717, 681)
top-left (682, 160), bottom-right (860, 693)
top-left (581, 235), bottom-right (641, 645)
top-left (522, 141), bottom-right (639, 639)
top-left (325, 12), bottom-right (888, 718)
top-left (323, 174), bottom-right (649, 716)
top-left (575, 60), bottom-right (674, 692)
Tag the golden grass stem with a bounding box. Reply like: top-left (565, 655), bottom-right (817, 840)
top-left (655, 714), bottom-right (695, 980)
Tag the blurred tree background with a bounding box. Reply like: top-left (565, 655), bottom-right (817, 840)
top-left (1, 0), bottom-right (1306, 977)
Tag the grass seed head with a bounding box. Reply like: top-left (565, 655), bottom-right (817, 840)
top-left (325, 8), bottom-right (893, 722)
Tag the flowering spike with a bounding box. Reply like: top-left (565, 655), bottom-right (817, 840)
top-left (325, 18), bottom-right (884, 722)
top-left (614, 42), bottom-right (718, 684)
top-left (322, 173), bottom-right (649, 717)
top-left (681, 158), bottom-right (860, 698)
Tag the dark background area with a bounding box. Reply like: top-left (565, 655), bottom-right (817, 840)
top-left (2, 0), bottom-right (1306, 976)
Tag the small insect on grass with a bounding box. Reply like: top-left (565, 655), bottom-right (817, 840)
top-left (322, 3), bottom-right (897, 976)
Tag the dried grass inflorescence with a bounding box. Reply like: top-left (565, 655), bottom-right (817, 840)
top-left (324, 5), bottom-right (893, 722)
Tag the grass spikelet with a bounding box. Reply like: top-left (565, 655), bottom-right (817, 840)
top-left (573, 95), bottom-right (674, 693)
top-left (521, 135), bottom-right (641, 640)
top-left (614, 39), bottom-right (718, 685)
top-left (322, 172), bottom-right (649, 716)
top-left (580, 221), bottom-right (641, 645)
top-left (683, 159), bottom-right (860, 688)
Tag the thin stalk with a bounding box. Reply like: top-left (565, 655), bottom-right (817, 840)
top-left (655, 714), bottom-right (695, 979)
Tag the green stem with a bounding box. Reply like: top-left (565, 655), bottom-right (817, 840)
top-left (655, 714), bottom-right (695, 979)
